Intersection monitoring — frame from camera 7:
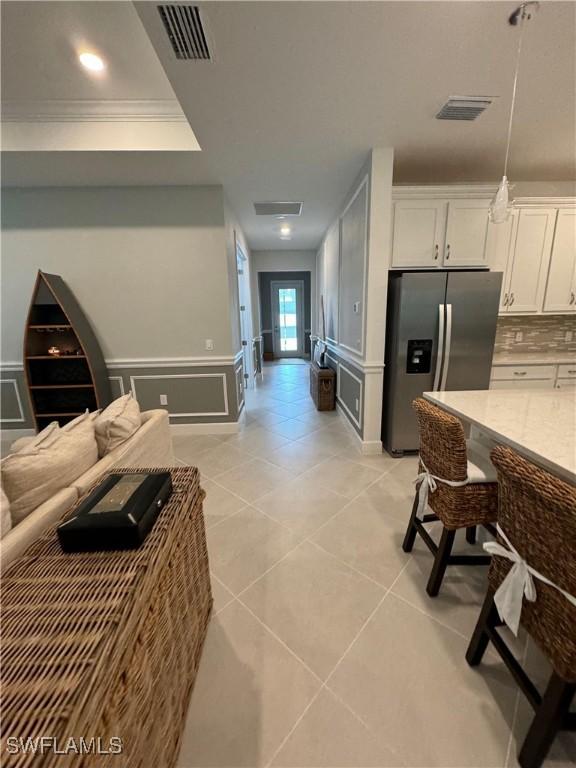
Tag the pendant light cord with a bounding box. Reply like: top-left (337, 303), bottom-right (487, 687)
top-left (503, 3), bottom-right (536, 177)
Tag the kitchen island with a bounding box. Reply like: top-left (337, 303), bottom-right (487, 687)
top-left (423, 389), bottom-right (576, 485)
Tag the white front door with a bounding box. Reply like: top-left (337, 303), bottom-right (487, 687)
top-left (271, 280), bottom-right (304, 358)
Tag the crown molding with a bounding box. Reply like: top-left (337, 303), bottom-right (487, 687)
top-left (2, 99), bottom-right (187, 124)
top-left (392, 184), bottom-right (498, 199)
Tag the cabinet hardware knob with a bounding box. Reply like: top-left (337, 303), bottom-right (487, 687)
top-left (434, 244), bottom-right (439, 260)
top-left (571, 292), bottom-right (575, 305)
top-left (509, 293), bottom-right (515, 306)
top-left (445, 244), bottom-right (450, 260)
top-left (503, 293), bottom-right (509, 306)
top-left (513, 371), bottom-right (527, 376)
top-left (568, 370), bottom-right (576, 375)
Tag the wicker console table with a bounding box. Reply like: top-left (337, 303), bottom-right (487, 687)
top-left (1, 466), bottom-right (212, 768)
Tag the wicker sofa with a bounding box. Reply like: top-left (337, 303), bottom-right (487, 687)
top-left (1, 410), bottom-right (175, 572)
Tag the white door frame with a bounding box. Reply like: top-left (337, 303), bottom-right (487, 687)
top-left (271, 280), bottom-right (305, 358)
top-left (236, 238), bottom-right (254, 388)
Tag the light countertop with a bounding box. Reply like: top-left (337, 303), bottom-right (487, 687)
top-left (423, 389), bottom-right (576, 485)
top-left (492, 352), bottom-right (576, 366)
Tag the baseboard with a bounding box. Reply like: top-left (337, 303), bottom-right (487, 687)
top-left (169, 420), bottom-right (240, 435)
top-left (335, 402), bottom-right (382, 455)
top-left (359, 439), bottom-right (384, 455)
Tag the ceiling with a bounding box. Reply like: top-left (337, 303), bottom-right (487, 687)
top-left (2, 1), bottom-right (575, 250)
top-left (0, 1), bottom-right (199, 151)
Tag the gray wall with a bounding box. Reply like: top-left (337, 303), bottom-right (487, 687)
top-left (258, 271), bottom-right (312, 356)
top-left (1, 186), bottom-right (234, 361)
top-left (1, 186), bottom-right (247, 428)
top-left (320, 343), bottom-right (364, 437)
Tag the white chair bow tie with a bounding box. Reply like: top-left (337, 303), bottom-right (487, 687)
top-left (484, 524), bottom-right (576, 636)
top-left (414, 461), bottom-right (469, 520)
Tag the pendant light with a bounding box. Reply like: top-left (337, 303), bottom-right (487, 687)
top-left (489, 2), bottom-right (539, 224)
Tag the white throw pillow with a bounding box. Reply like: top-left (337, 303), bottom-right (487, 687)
top-left (1, 486), bottom-right (11, 538)
top-left (1, 426), bottom-right (98, 525)
top-left (94, 393), bottom-right (141, 457)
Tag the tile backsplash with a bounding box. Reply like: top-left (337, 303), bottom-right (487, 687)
top-left (495, 315), bottom-right (576, 355)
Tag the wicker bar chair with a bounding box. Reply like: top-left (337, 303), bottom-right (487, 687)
top-left (402, 397), bottom-right (498, 596)
top-left (466, 445), bottom-right (576, 768)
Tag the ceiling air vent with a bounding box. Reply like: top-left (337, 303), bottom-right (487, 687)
top-left (436, 96), bottom-right (494, 121)
top-left (158, 5), bottom-right (211, 60)
top-left (253, 202), bottom-right (303, 217)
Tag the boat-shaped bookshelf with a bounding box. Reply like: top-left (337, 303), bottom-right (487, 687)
top-left (24, 271), bottom-right (112, 429)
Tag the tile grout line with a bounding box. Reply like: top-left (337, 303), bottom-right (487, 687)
top-left (231, 460), bottom-right (408, 599)
top-left (265, 557), bottom-right (414, 768)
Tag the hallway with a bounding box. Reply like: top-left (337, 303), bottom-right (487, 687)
top-left (171, 362), bottom-right (573, 767)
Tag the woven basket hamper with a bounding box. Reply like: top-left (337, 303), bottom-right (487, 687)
top-left (309, 361), bottom-right (336, 411)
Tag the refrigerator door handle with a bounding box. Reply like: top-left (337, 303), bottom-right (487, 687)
top-left (432, 303), bottom-right (445, 391)
top-left (440, 303), bottom-right (453, 391)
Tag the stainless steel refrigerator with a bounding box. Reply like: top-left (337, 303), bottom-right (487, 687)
top-left (381, 270), bottom-right (502, 456)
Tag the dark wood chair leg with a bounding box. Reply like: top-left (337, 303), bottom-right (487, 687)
top-left (426, 527), bottom-right (455, 597)
top-left (466, 590), bottom-right (499, 666)
top-left (402, 489), bottom-right (420, 553)
top-left (466, 526), bottom-right (477, 545)
top-left (518, 674), bottom-right (576, 768)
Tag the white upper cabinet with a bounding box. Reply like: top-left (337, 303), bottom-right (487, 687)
top-left (486, 211), bottom-right (517, 311)
top-left (503, 208), bottom-right (557, 314)
top-left (443, 200), bottom-right (490, 267)
top-left (391, 198), bottom-right (490, 269)
top-left (391, 200), bottom-right (445, 268)
top-left (543, 209), bottom-right (576, 313)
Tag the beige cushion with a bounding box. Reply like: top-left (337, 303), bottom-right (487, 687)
top-left (61, 410), bottom-right (100, 433)
top-left (0, 487), bottom-right (78, 573)
top-left (94, 393), bottom-right (141, 457)
top-left (466, 439), bottom-right (497, 484)
top-left (1, 486), bottom-right (11, 538)
top-left (1, 427), bottom-right (98, 525)
top-left (10, 421), bottom-right (60, 455)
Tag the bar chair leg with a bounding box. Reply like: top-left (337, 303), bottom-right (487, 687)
top-left (426, 527), bottom-right (455, 597)
top-left (518, 674), bottom-right (576, 768)
top-left (466, 590), bottom-right (499, 667)
top-left (402, 489), bottom-right (420, 553)
top-left (466, 526), bottom-right (477, 545)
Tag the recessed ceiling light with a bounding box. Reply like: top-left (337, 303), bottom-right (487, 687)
top-left (280, 225), bottom-right (291, 237)
top-left (79, 52), bottom-right (105, 72)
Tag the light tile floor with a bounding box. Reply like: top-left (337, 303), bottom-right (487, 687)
top-left (175, 361), bottom-right (575, 768)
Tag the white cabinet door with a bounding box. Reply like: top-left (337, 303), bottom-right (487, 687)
top-left (391, 200), bottom-right (445, 268)
top-left (486, 210), bottom-right (517, 312)
top-left (543, 209), bottom-right (576, 313)
top-left (443, 200), bottom-right (490, 267)
top-left (507, 208), bottom-right (557, 313)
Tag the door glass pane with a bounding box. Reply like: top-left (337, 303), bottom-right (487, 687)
top-left (278, 288), bottom-right (298, 351)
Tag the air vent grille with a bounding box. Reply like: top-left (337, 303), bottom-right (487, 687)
top-left (158, 5), bottom-right (211, 60)
top-left (436, 96), bottom-right (493, 121)
top-left (254, 202), bottom-right (303, 217)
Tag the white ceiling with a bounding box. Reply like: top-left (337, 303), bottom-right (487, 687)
top-left (2, 1), bottom-right (575, 250)
top-left (0, 1), bottom-right (199, 151)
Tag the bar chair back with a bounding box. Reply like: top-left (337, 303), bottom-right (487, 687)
top-left (402, 398), bottom-right (498, 596)
top-left (467, 445), bottom-right (576, 768)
